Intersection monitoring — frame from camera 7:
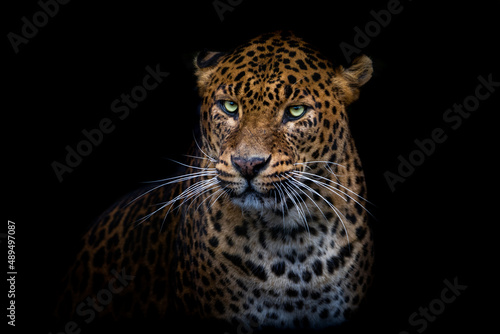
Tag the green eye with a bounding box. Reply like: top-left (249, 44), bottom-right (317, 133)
top-left (222, 100), bottom-right (238, 114)
top-left (287, 105), bottom-right (307, 118)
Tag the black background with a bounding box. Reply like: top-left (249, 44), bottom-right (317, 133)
top-left (4, 0), bottom-right (498, 333)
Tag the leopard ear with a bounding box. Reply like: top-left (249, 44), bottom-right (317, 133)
top-left (335, 55), bottom-right (373, 105)
top-left (194, 50), bottom-right (226, 95)
top-left (196, 49), bottom-right (226, 69)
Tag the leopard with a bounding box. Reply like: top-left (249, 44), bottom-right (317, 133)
top-left (57, 31), bottom-right (374, 331)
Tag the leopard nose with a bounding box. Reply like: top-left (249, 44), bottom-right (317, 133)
top-left (231, 155), bottom-right (271, 180)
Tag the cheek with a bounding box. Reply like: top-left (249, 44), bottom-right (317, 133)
top-left (286, 115), bottom-right (321, 157)
top-left (201, 108), bottom-right (237, 155)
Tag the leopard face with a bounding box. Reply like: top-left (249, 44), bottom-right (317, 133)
top-left (196, 31), bottom-right (372, 218)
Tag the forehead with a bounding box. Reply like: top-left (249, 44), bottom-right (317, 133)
top-left (213, 32), bottom-right (334, 93)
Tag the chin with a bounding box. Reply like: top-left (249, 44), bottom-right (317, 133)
top-left (230, 191), bottom-right (275, 211)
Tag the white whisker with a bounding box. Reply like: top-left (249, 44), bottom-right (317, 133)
top-left (294, 161), bottom-right (345, 168)
top-left (142, 170), bottom-right (217, 184)
top-left (166, 158), bottom-right (216, 171)
top-left (193, 131), bottom-right (218, 163)
top-left (127, 170), bottom-right (217, 206)
top-left (183, 154), bottom-right (214, 162)
top-left (209, 186), bottom-right (229, 208)
top-left (282, 179), bottom-right (310, 235)
top-left (160, 177), bottom-right (220, 230)
top-left (291, 171), bottom-right (375, 218)
top-left (288, 174), bottom-right (351, 250)
top-left (293, 170), bottom-right (372, 203)
top-left (274, 176), bottom-right (290, 229)
top-left (287, 177), bottom-right (329, 225)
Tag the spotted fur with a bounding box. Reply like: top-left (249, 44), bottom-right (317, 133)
top-left (59, 31), bottom-right (374, 330)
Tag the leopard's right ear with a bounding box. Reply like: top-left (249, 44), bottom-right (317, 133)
top-left (194, 50), bottom-right (226, 95)
top-left (196, 49), bottom-right (226, 69)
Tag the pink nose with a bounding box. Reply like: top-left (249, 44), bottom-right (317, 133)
top-left (231, 155), bottom-right (271, 179)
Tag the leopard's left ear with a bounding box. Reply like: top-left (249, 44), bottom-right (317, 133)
top-left (335, 55), bottom-right (373, 105)
top-left (194, 50), bottom-right (226, 96)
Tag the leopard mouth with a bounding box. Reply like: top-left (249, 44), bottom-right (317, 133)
top-left (230, 188), bottom-right (272, 210)
top-left (216, 162), bottom-right (300, 211)
top-left (225, 178), bottom-right (277, 210)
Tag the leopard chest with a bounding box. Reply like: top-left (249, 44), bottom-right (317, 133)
top-left (216, 251), bottom-right (353, 329)
top-left (177, 208), bottom-right (369, 329)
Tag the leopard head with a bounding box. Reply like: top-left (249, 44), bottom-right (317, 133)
top-left (194, 31), bottom-right (372, 213)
